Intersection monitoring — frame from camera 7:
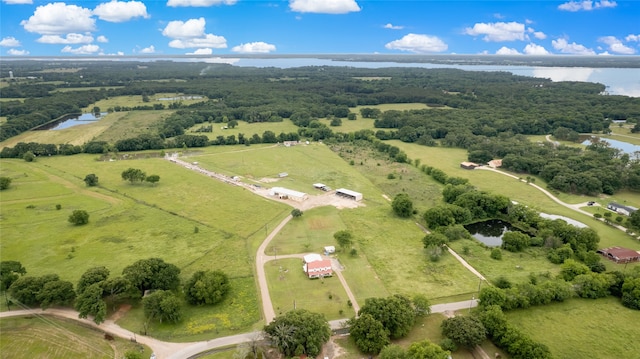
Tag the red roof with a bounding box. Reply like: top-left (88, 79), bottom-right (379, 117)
top-left (597, 247), bottom-right (640, 263)
top-left (306, 259), bottom-right (332, 277)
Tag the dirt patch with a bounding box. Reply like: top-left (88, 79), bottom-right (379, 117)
top-left (323, 335), bottom-right (348, 359)
top-left (109, 304), bottom-right (132, 322)
top-left (259, 177), bottom-right (279, 183)
top-left (308, 218), bottom-right (331, 230)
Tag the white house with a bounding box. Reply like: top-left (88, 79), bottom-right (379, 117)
top-left (607, 202), bottom-right (638, 216)
top-left (302, 253), bottom-right (332, 279)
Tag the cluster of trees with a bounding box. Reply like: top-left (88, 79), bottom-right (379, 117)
top-left (121, 168), bottom-right (160, 185)
top-left (347, 294), bottom-right (433, 355)
top-left (1, 258), bottom-right (231, 325)
top-left (0, 176), bottom-right (11, 190)
top-left (263, 309), bottom-right (331, 358)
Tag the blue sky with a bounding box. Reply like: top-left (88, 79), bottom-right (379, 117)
top-left (0, 0), bottom-right (638, 56)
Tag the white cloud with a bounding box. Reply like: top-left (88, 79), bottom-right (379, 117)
top-left (496, 46), bottom-right (521, 55)
top-left (37, 33), bottom-right (94, 44)
top-left (599, 36), bottom-right (636, 54)
top-left (167, 0), bottom-right (236, 7)
top-left (533, 31), bottom-right (546, 40)
top-left (139, 45), bottom-right (155, 53)
top-left (385, 33), bottom-right (448, 53)
top-left (525, 19), bottom-right (534, 24)
top-left (97, 35), bottom-right (108, 43)
top-left (524, 43), bottom-right (550, 55)
top-left (162, 18), bottom-right (206, 38)
top-left (599, 51), bottom-right (611, 55)
top-left (168, 34), bottom-right (227, 48)
top-left (289, 0), bottom-right (360, 14)
top-left (0, 37), bottom-right (21, 47)
top-left (162, 18), bottom-right (227, 49)
top-left (464, 21), bottom-right (526, 42)
top-left (2, 0), bottom-right (33, 4)
top-left (626, 34), bottom-right (640, 42)
top-left (93, 1), bottom-right (149, 22)
top-left (552, 38), bottom-right (596, 55)
top-left (21, 3), bottom-right (95, 35)
top-left (493, 13), bottom-right (505, 19)
top-left (558, 0), bottom-right (617, 11)
top-left (232, 41), bottom-right (276, 53)
top-left (61, 44), bottom-right (101, 54)
top-left (187, 48), bottom-right (213, 55)
top-left (7, 48), bottom-right (30, 55)
top-left (384, 23), bottom-right (404, 30)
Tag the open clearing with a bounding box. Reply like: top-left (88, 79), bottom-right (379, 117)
top-left (507, 297), bottom-right (640, 359)
top-left (0, 316), bottom-right (152, 359)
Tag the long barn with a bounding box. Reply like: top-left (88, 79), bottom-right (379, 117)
top-left (336, 188), bottom-right (363, 201)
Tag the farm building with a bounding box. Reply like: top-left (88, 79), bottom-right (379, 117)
top-left (302, 253), bottom-right (333, 279)
top-left (313, 183), bottom-right (331, 191)
top-left (597, 247), bottom-right (640, 263)
top-left (460, 162), bottom-right (480, 170)
top-left (324, 246), bottom-right (335, 254)
top-left (487, 159), bottom-right (502, 168)
top-left (270, 187), bottom-right (308, 201)
top-left (606, 202), bottom-right (638, 216)
top-left (336, 188), bottom-right (363, 201)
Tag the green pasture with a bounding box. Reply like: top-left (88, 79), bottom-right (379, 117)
top-left (351, 103), bottom-right (434, 117)
top-left (0, 316), bottom-right (152, 359)
top-left (392, 141), bottom-right (640, 250)
top-left (0, 112), bottom-right (130, 149)
top-left (448, 239), bottom-right (561, 283)
top-left (93, 110), bottom-right (172, 142)
top-left (265, 258), bottom-right (354, 320)
top-left (83, 93), bottom-right (206, 112)
top-left (53, 86), bottom-right (123, 93)
top-left (267, 206), bottom-right (346, 255)
top-left (507, 297), bottom-right (640, 359)
top-left (339, 205), bottom-right (481, 300)
top-left (116, 277), bottom-right (261, 342)
top-left (189, 143), bottom-right (380, 197)
top-left (316, 117), bottom-right (377, 133)
top-left (186, 119), bottom-right (299, 140)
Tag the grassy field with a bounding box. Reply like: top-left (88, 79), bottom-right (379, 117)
top-left (265, 258), bottom-right (354, 320)
top-left (186, 119), bottom-right (299, 141)
top-left (507, 297), bottom-right (640, 359)
top-left (82, 93), bottom-right (206, 112)
top-left (93, 110), bottom-right (172, 143)
top-left (0, 316), bottom-right (152, 359)
top-left (53, 86), bottom-right (124, 93)
top-left (0, 112), bottom-right (132, 148)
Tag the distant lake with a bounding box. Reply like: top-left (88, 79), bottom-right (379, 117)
top-left (464, 219), bottom-right (514, 247)
top-left (38, 112), bottom-right (106, 131)
top-left (219, 58), bottom-right (640, 97)
top-left (582, 137), bottom-right (640, 154)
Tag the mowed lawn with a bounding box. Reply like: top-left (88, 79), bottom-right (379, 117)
top-left (507, 297), bottom-right (640, 359)
top-left (265, 258), bottom-right (354, 320)
top-left (0, 316), bottom-right (152, 359)
top-left (93, 110), bottom-right (172, 142)
top-left (186, 119), bottom-right (299, 140)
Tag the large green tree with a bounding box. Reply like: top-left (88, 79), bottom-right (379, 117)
top-left (264, 309), bottom-right (331, 357)
top-left (406, 340), bottom-right (450, 359)
top-left (621, 277), bottom-right (640, 310)
top-left (68, 210), bottom-right (90, 225)
top-left (122, 258), bottom-right (180, 294)
top-left (37, 280), bottom-right (76, 309)
top-left (0, 177), bottom-right (12, 190)
top-left (358, 294), bottom-right (416, 339)
top-left (9, 274), bottom-right (59, 306)
top-left (142, 290), bottom-right (182, 323)
top-left (333, 230), bottom-right (353, 251)
top-left (441, 316), bottom-right (487, 349)
top-left (83, 174), bottom-right (99, 186)
top-left (1, 261), bottom-right (26, 292)
top-left (348, 313), bottom-right (390, 354)
top-left (185, 270), bottom-right (230, 305)
top-left (121, 168), bottom-right (146, 184)
top-left (392, 193), bottom-right (414, 218)
top-left (75, 283), bottom-right (107, 324)
top-left (77, 266), bottom-right (110, 294)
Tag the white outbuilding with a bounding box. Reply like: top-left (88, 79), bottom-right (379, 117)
top-left (270, 187), bottom-right (308, 201)
top-left (336, 188), bottom-right (363, 201)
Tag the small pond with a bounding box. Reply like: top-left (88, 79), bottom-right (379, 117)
top-left (38, 112), bottom-right (107, 130)
top-left (464, 219), bottom-right (515, 247)
top-left (581, 137), bottom-right (640, 154)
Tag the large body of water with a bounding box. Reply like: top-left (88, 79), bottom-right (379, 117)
top-left (582, 137), bottom-right (640, 154)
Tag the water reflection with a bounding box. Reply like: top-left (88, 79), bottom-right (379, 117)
top-left (464, 219), bottom-right (514, 247)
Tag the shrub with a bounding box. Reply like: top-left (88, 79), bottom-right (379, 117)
top-left (490, 248), bottom-right (502, 260)
top-left (68, 210), bottom-right (89, 225)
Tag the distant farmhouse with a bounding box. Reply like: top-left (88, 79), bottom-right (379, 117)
top-left (302, 253), bottom-right (333, 279)
top-left (607, 202), bottom-right (638, 216)
top-left (597, 247), bottom-right (640, 263)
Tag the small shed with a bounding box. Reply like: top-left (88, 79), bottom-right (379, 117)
top-left (270, 187), bottom-right (308, 201)
top-left (597, 247), bottom-right (640, 263)
top-left (460, 161), bottom-right (480, 170)
top-left (336, 188), bottom-right (363, 201)
top-left (324, 246), bottom-right (335, 254)
top-left (313, 183), bottom-right (331, 191)
top-left (278, 172), bottom-right (288, 178)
